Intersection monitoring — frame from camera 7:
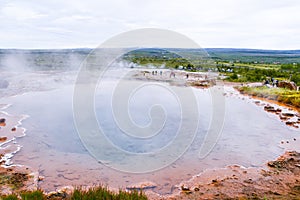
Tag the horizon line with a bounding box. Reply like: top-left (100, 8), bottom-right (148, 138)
top-left (1, 47), bottom-right (300, 51)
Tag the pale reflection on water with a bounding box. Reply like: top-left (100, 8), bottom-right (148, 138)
top-left (0, 69), bottom-right (298, 194)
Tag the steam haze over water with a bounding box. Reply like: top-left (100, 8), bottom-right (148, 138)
top-left (0, 52), bottom-right (299, 193)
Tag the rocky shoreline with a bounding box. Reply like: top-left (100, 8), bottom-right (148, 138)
top-left (0, 104), bottom-right (38, 194)
top-left (235, 85), bottom-right (300, 129)
top-left (130, 69), bottom-right (218, 88)
top-left (168, 151), bottom-right (300, 199)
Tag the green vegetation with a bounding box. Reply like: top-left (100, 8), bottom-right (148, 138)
top-left (70, 187), bottom-right (147, 200)
top-left (1, 195), bottom-right (18, 200)
top-left (123, 48), bottom-right (300, 85)
top-left (219, 65), bottom-right (300, 85)
top-left (130, 56), bottom-right (196, 70)
top-left (238, 86), bottom-right (300, 108)
top-left (1, 48), bottom-right (299, 83)
top-left (218, 62), bottom-right (300, 85)
top-left (123, 48), bottom-right (215, 71)
top-left (0, 186), bottom-right (147, 200)
top-left (20, 190), bottom-right (44, 200)
top-left (206, 48), bottom-right (300, 64)
top-left (281, 63), bottom-right (300, 72)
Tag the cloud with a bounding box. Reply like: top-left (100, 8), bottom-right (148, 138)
top-left (1, 3), bottom-right (46, 21)
top-left (0, 0), bottom-right (299, 49)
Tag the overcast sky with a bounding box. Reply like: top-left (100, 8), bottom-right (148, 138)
top-left (0, 0), bottom-right (299, 49)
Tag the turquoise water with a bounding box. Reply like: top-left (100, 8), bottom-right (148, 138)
top-left (0, 69), bottom-right (299, 194)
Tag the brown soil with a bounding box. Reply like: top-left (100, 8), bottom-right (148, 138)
top-left (170, 151), bottom-right (300, 200)
top-left (0, 164), bottom-right (37, 194)
top-left (0, 137), bottom-right (7, 142)
top-left (0, 113), bottom-right (38, 194)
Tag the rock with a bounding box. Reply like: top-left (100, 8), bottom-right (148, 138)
top-left (11, 127), bottom-right (16, 131)
top-left (264, 105), bottom-right (276, 113)
top-left (278, 81), bottom-right (297, 90)
top-left (47, 191), bottom-right (68, 199)
top-left (188, 81), bottom-right (210, 87)
top-left (268, 151), bottom-right (300, 173)
top-left (181, 185), bottom-right (190, 191)
top-left (254, 101), bottom-right (260, 105)
top-left (57, 186), bottom-right (74, 194)
top-left (282, 113), bottom-right (295, 117)
top-left (126, 181), bottom-right (157, 190)
top-left (244, 179), bottom-right (253, 184)
top-left (0, 118), bottom-right (6, 127)
top-left (280, 115), bottom-right (288, 120)
top-left (264, 105), bottom-right (273, 109)
top-left (0, 137), bottom-right (7, 142)
top-left (268, 160), bottom-right (284, 168)
top-left (276, 108), bottom-right (282, 113)
top-left (0, 118), bottom-right (5, 123)
top-left (181, 185), bottom-right (192, 194)
top-left (286, 121), bottom-right (295, 126)
top-left (38, 176), bottom-right (44, 181)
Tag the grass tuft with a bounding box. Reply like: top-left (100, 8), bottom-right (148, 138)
top-left (0, 186), bottom-right (148, 200)
top-left (20, 190), bottom-right (44, 200)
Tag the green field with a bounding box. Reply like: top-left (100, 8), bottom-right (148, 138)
top-left (123, 48), bottom-right (300, 85)
top-left (238, 86), bottom-right (300, 108)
